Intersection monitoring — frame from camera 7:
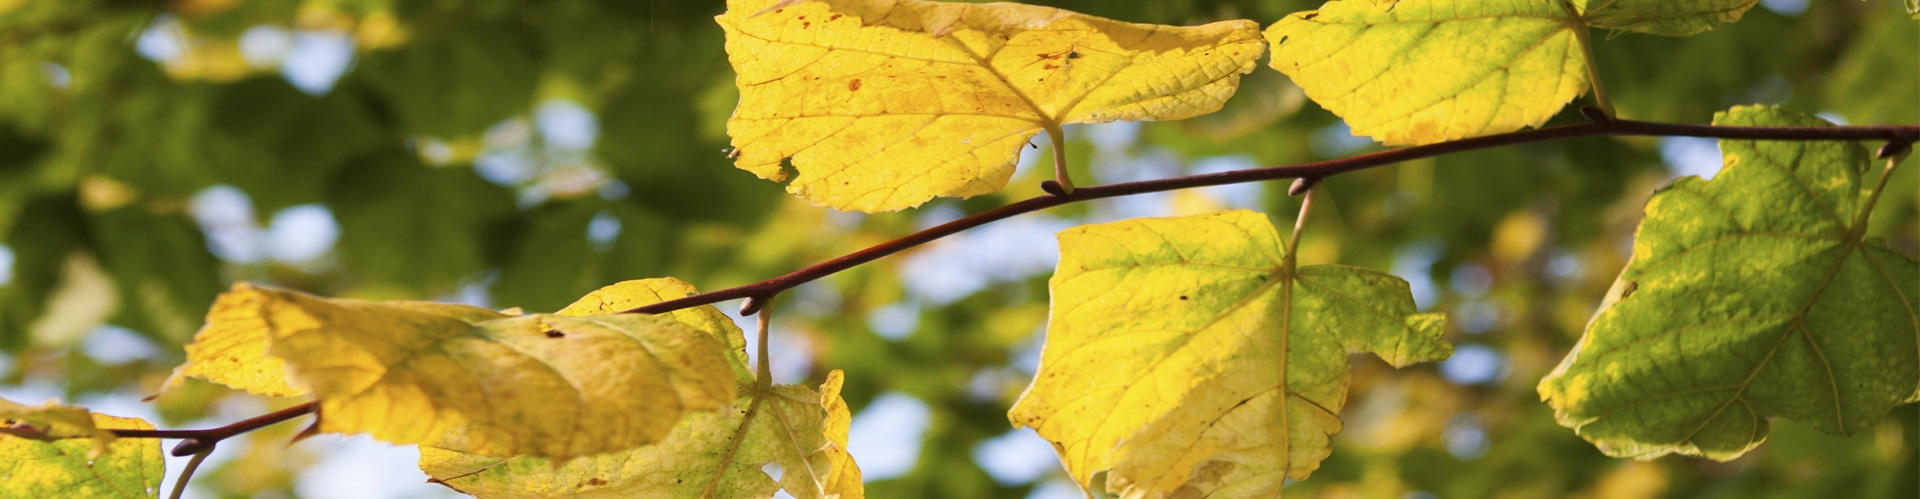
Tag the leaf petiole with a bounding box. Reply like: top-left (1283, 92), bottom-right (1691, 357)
top-left (1045, 123), bottom-right (1075, 195)
top-left (702, 296), bottom-right (777, 498)
top-left (1850, 157), bottom-right (1905, 239)
top-left (168, 447), bottom-right (213, 499)
top-left (1285, 188), bottom-right (1315, 271)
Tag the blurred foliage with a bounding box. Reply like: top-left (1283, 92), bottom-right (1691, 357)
top-left (0, 1), bottom-right (1912, 498)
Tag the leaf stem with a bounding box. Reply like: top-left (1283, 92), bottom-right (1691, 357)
top-left (621, 119), bottom-right (1917, 317)
top-left (1851, 157), bottom-right (1904, 238)
top-left (1046, 123), bottom-right (1075, 195)
top-left (755, 298), bottom-right (775, 393)
top-left (1572, 24), bottom-right (1615, 118)
top-left (702, 295), bottom-right (778, 499)
top-left (1286, 189), bottom-right (1315, 270)
top-left (167, 448), bottom-right (213, 499)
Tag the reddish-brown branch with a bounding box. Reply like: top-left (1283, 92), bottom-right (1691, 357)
top-left (114, 402), bottom-right (316, 456)
top-left (8, 116), bottom-right (1910, 475)
top-left (623, 115), bottom-right (1919, 316)
top-left (6, 402), bottom-right (315, 456)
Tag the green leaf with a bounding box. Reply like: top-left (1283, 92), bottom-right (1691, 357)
top-left (1574, 0), bottom-right (1760, 36)
top-left (1009, 210), bottom-right (1450, 496)
top-left (491, 200), bottom-right (675, 314)
top-left (1824, 11), bottom-right (1919, 126)
top-left (357, 23), bottom-right (538, 137)
top-left (88, 206), bottom-right (223, 344)
top-left (0, 402), bottom-right (165, 499)
top-left (0, 195), bottom-right (88, 350)
top-left (207, 79), bottom-right (386, 212)
top-left (1538, 106), bottom-right (1920, 461)
top-left (327, 153), bottom-right (517, 294)
top-left (1265, 0), bottom-right (1758, 146)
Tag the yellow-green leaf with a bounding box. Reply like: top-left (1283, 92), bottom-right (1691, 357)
top-left (0, 409), bottom-right (164, 499)
top-left (1538, 106), bottom-right (1920, 461)
top-left (1009, 210), bottom-right (1450, 496)
top-left (0, 397), bottom-right (113, 444)
top-left (170, 283), bottom-right (737, 461)
top-left (1574, 0), bottom-right (1759, 36)
top-left (1266, 0), bottom-right (1755, 146)
top-left (717, 0), bottom-right (1264, 212)
top-left (421, 370), bottom-right (862, 499)
top-left (557, 278), bottom-right (755, 386)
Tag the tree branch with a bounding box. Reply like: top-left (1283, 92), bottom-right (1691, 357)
top-left (111, 402), bottom-right (315, 456)
top-left (624, 116), bottom-right (1918, 316)
top-left (12, 117), bottom-right (1902, 487)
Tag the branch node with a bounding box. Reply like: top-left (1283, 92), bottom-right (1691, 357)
top-left (1288, 177), bottom-right (1321, 197)
top-left (1579, 105), bottom-right (1612, 124)
top-left (171, 438), bottom-right (211, 457)
top-left (1876, 140), bottom-right (1913, 160)
top-left (738, 296), bottom-right (766, 316)
top-left (1040, 180), bottom-right (1070, 198)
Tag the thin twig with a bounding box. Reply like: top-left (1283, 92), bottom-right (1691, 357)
top-left (622, 119), bottom-right (1919, 316)
top-left (110, 402), bottom-right (315, 457)
top-left (167, 448), bottom-right (213, 499)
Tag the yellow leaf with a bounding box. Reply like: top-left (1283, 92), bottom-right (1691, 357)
top-left (170, 283), bottom-right (737, 461)
top-left (1009, 210), bottom-right (1450, 496)
top-left (0, 409), bottom-right (164, 499)
top-left (816, 371), bottom-right (863, 498)
top-left (0, 397), bottom-right (117, 459)
top-left (558, 278), bottom-right (755, 386)
top-left (717, 0), bottom-right (1264, 212)
top-left (1267, 0), bottom-right (1589, 146)
top-left (420, 370), bottom-right (863, 499)
top-left (1266, 0), bottom-right (1756, 146)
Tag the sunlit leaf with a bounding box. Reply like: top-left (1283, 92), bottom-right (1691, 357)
top-left (0, 397), bottom-right (114, 444)
top-left (716, 0), bottom-right (1263, 212)
top-left (557, 278), bottom-right (755, 386)
top-left (1538, 106), bottom-right (1920, 461)
top-left (0, 404), bottom-right (164, 499)
top-left (1009, 210), bottom-right (1450, 496)
top-left (1266, 0), bottom-right (1756, 146)
top-left (421, 370), bottom-right (862, 499)
top-left (169, 282), bottom-right (737, 461)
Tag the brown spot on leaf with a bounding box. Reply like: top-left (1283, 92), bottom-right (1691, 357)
top-left (848, 79), bottom-right (862, 91)
top-left (544, 330), bottom-right (565, 338)
top-left (829, 14), bottom-right (842, 21)
top-left (1044, 64), bottom-right (1059, 70)
top-left (587, 478), bottom-right (608, 487)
